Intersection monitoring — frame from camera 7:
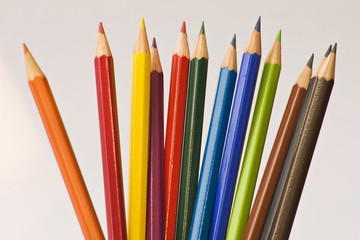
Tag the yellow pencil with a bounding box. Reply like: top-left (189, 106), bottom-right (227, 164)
top-left (129, 18), bottom-right (151, 240)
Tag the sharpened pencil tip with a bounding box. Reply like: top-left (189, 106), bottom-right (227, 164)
top-left (140, 18), bottom-right (145, 30)
top-left (276, 29), bottom-right (281, 42)
top-left (255, 16), bottom-right (261, 32)
top-left (325, 45), bottom-right (332, 57)
top-left (23, 43), bottom-right (29, 55)
top-left (332, 43), bottom-right (337, 54)
top-left (181, 21), bottom-right (186, 33)
top-left (231, 34), bottom-right (236, 49)
top-left (98, 22), bottom-right (105, 34)
top-left (307, 54), bottom-right (314, 68)
top-left (200, 21), bottom-right (205, 35)
top-left (152, 37), bottom-right (157, 49)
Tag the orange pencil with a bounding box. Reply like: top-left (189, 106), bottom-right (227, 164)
top-left (24, 44), bottom-right (104, 240)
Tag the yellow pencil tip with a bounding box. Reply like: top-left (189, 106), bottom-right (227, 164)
top-left (140, 18), bottom-right (145, 29)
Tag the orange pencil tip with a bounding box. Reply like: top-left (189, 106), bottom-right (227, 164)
top-left (181, 21), bottom-right (186, 33)
top-left (23, 43), bottom-right (29, 55)
top-left (98, 22), bottom-right (105, 34)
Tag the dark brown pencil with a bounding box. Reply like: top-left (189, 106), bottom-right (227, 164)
top-left (243, 54), bottom-right (314, 240)
top-left (268, 44), bottom-right (336, 240)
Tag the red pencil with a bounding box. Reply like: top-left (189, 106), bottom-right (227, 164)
top-left (94, 23), bottom-right (127, 240)
top-left (164, 22), bottom-right (190, 240)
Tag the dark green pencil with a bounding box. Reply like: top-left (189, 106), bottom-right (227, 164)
top-left (175, 22), bottom-right (209, 240)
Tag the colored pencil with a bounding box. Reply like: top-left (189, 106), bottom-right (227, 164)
top-left (189, 34), bottom-right (237, 240)
top-left (209, 17), bottom-right (261, 240)
top-left (242, 54), bottom-right (314, 240)
top-left (164, 22), bottom-right (190, 240)
top-left (175, 21), bottom-right (209, 240)
top-left (227, 30), bottom-right (282, 239)
top-left (267, 44), bottom-right (336, 240)
top-left (129, 18), bottom-right (151, 240)
top-left (94, 23), bottom-right (127, 240)
top-left (24, 44), bottom-right (104, 240)
top-left (146, 38), bottom-right (164, 240)
top-left (260, 45), bottom-right (332, 240)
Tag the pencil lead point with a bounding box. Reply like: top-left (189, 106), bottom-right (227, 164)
top-left (98, 22), bottom-right (105, 34)
top-left (276, 29), bottom-right (281, 42)
top-left (255, 16), bottom-right (261, 32)
top-left (199, 21), bottom-right (205, 35)
top-left (325, 45), bottom-right (332, 57)
top-left (307, 54), bottom-right (314, 68)
top-left (140, 18), bottom-right (145, 30)
top-left (332, 43), bottom-right (337, 54)
top-left (181, 21), bottom-right (186, 33)
top-left (152, 37), bottom-right (157, 49)
top-left (23, 43), bottom-right (29, 55)
top-left (231, 34), bottom-right (236, 49)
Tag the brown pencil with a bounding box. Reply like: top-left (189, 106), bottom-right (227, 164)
top-left (243, 54), bottom-right (314, 240)
top-left (24, 44), bottom-right (104, 240)
top-left (268, 44), bottom-right (336, 239)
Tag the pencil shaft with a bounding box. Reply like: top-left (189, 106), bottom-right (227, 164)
top-left (164, 54), bottom-right (190, 240)
top-left (176, 57), bottom-right (208, 240)
top-left (209, 52), bottom-right (261, 240)
top-left (146, 70), bottom-right (164, 240)
top-left (227, 61), bottom-right (281, 239)
top-left (129, 50), bottom-right (151, 240)
top-left (95, 55), bottom-right (127, 240)
top-left (268, 77), bottom-right (333, 239)
top-left (29, 77), bottom-right (104, 240)
top-left (189, 67), bottom-right (237, 240)
top-left (260, 77), bottom-right (317, 240)
top-left (243, 84), bottom-right (306, 240)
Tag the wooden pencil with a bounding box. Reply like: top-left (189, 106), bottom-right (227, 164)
top-left (129, 18), bottom-right (151, 240)
top-left (260, 45), bottom-right (332, 240)
top-left (94, 23), bottom-right (127, 240)
top-left (175, 21), bottom-right (209, 240)
top-left (146, 38), bottom-right (164, 240)
top-left (227, 30), bottom-right (282, 240)
top-left (209, 17), bottom-right (262, 240)
top-left (268, 44), bottom-right (336, 240)
top-left (242, 54), bottom-right (314, 240)
top-left (189, 34), bottom-right (237, 240)
top-left (164, 22), bottom-right (190, 240)
top-left (24, 44), bottom-right (104, 240)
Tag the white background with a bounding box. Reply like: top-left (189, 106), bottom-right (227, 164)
top-left (0, 0), bottom-right (358, 239)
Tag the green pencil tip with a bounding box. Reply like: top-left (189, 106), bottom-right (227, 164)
top-left (200, 21), bottom-right (205, 35)
top-left (276, 29), bottom-right (281, 42)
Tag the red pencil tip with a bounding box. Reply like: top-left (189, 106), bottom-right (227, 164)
top-left (181, 21), bottom-right (186, 33)
top-left (23, 43), bottom-right (29, 55)
top-left (98, 22), bottom-right (105, 34)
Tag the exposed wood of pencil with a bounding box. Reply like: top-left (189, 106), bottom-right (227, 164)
top-left (268, 44), bottom-right (336, 240)
top-left (24, 44), bottom-right (104, 240)
top-left (221, 35), bottom-right (237, 71)
top-left (129, 18), bottom-right (151, 240)
top-left (242, 55), bottom-right (313, 240)
top-left (146, 37), bottom-right (164, 240)
top-left (164, 21), bottom-right (190, 240)
top-left (191, 22), bottom-right (209, 60)
top-left (260, 45), bottom-right (332, 240)
top-left (244, 17), bottom-right (261, 55)
top-left (94, 23), bottom-right (127, 240)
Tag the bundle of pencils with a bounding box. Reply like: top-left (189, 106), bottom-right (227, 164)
top-left (23, 17), bottom-right (337, 240)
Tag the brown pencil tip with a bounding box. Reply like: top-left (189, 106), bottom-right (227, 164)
top-left (181, 21), bottom-right (186, 33)
top-left (332, 43), bottom-right (337, 54)
top-left (307, 54), bottom-right (314, 68)
top-left (98, 22), bottom-right (105, 34)
top-left (152, 37), bottom-right (157, 49)
top-left (23, 43), bottom-right (29, 55)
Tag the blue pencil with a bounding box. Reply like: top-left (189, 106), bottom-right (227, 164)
top-left (189, 35), bottom-right (238, 240)
top-left (209, 17), bottom-right (262, 240)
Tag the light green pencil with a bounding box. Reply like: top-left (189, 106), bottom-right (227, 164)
top-left (226, 30), bottom-right (282, 239)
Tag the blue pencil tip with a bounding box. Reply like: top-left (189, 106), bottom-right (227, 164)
top-left (231, 34), bottom-right (236, 49)
top-left (255, 16), bottom-right (261, 32)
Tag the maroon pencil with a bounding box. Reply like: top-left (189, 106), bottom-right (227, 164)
top-left (146, 38), bottom-right (164, 240)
